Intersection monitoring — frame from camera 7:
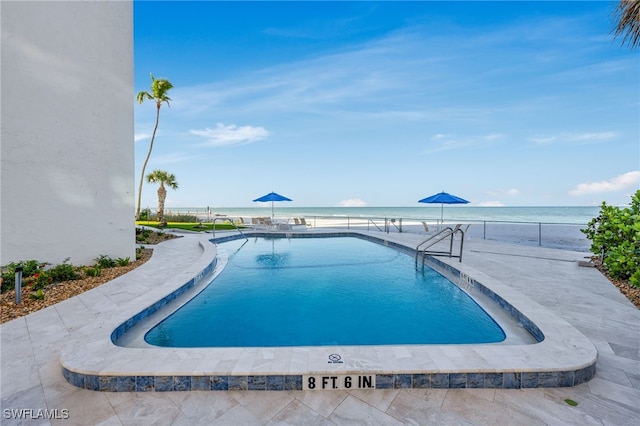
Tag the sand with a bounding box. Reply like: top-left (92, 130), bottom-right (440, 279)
top-left (299, 217), bottom-right (592, 252)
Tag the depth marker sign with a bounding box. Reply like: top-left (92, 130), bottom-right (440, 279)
top-left (303, 375), bottom-right (376, 390)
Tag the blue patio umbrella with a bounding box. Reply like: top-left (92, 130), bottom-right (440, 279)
top-left (252, 191), bottom-right (292, 219)
top-left (418, 191), bottom-right (469, 225)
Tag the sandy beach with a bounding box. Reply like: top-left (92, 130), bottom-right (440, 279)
top-left (258, 216), bottom-right (592, 253)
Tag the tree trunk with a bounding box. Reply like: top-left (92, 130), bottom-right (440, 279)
top-left (135, 103), bottom-right (161, 220)
top-left (157, 183), bottom-right (167, 226)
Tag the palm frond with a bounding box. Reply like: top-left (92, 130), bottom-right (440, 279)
top-left (146, 169), bottom-right (178, 189)
top-left (613, 0), bottom-right (640, 48)
top-left (136, 91), bottom-right (153, 104)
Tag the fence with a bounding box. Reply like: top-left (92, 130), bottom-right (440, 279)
top-left (299, 216), bottom-right (591, 253)
top-left (149, 210), bottom-right (592, 253)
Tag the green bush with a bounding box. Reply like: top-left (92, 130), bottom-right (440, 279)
top-left (116, 257), bottom-right (130, 267)
top-left (32, 273), bottom-right (53, 291)
top-left (29, 289), bottom-right (45, 300)
top-left (95, 255), bottom-right (117, 269)
top-left (47, 258), bottom-right (79, 283)
top-left (163, 214), bottom-right (198, 223)
top-left (582, 190), bottom-right (640, 286)
top-left (85, 266), bottom-right (102, 277)
top-left (139, 208), bottom-right (151, 221)
top-left (1, 260), bottom-right (46, 292)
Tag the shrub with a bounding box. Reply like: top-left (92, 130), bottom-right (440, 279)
top-left (1, 270), bottom-right (15, 292)
top-left (29, 289), bottom-right (45, 300)
top-left (1, 260), bottom-right (46, 292)
top-left (139, 208), bottom-right (151, 221)
top-left (95, 255), bottom-right (117, 269)
top-left (116, 257), bottom-right (130, 267)
top-left (582, 189), bottom-right (640, 286)
top-left (136, 247), bottom-right (145, 260)
top-left (32, 273), bottom-right (53, 291)
top-left (163, 214), bottom-right (198, 223)
top-left (85, 266), bottom-right (102, 277)
top-left (47, 259), bottom-right (79, 283)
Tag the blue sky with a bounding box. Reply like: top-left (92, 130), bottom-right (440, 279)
top-left (133, 1), bottom-right (639, 208)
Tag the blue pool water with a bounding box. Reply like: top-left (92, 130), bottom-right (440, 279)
top-left (144, 236), bottom-right (506, 347)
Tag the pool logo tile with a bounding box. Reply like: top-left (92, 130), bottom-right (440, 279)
top-left (328, 353), bottom-right (343, 364)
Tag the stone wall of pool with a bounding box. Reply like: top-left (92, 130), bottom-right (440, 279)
top-left (62, 365), bottom-right (596, 392)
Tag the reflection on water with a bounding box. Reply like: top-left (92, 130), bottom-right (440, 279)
top-left (255, 252), bottom-right (290, 268)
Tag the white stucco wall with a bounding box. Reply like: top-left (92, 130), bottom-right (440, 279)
top-left (1, 1), bottom-right (135, 266)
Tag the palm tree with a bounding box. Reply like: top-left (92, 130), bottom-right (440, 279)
top-left (146, 170), bottom-right (178, 227)
top-left (135, 73), bottom-right (174, 220)
top-left (613, 0), bottom-right (640, 48)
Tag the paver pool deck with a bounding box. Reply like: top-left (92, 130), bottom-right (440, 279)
top-left (1, 229), bottom-right (639, 425)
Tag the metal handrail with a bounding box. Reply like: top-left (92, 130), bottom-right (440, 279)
top-left (415, 225), bottom-right (466, 264)
top-left (367, 219), bottom-right (384, 232)
top-left (211, 217), bottom-right (248, 241)
top-left (415, 226), bottom-right (454, 259)
top-left (388, 218), bottom-right (403, 233)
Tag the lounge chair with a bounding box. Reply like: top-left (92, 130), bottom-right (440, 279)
top-left (251, 217), bottom-right (272, 230)
top-left (454, 224), bottom-right (470, 239)
top-left (289, 218), bottom-right (308, 231)
top-left (421, 221), bottom-right (430, 234)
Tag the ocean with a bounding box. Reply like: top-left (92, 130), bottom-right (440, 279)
top-left (164, 206), bottom-right (600, 225)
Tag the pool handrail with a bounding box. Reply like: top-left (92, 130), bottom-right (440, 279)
top-left (415, 224), bottom-right (466, 264)
top-left (211, 217), bottom-right (249, 241)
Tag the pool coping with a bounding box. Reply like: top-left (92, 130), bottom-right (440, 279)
top-left (60, 230), bottom-right (597, 391)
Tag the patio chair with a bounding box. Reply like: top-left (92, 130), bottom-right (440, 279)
top-left (299, 218), bottom-right (311, 227)
top-left (288, 218), bottom-right (309, 231)
top-left (421, 221), bottom-right (430, 234)
top-left (252, 217), bottom-right (270, 230)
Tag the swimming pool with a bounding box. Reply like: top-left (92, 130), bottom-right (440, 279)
top-left (145, 236), bottom-right (506, 347)
top-left (60, 230), bottom-right (598, 391)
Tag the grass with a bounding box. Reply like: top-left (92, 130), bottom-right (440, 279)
top-left (136, 221), bottom-right (246, 232)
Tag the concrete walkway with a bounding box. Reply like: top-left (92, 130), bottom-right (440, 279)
top-left (1, 231), bottom-right (639, 425)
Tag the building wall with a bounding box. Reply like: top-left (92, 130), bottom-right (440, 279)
top-left (1, 1), bottom-right (135, 265)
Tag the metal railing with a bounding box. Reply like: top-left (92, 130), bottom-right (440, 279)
top-left (415, 225), bottom-right (466, 265)
top-left (147, 210), bottom-right (591, 252)
top-left (211, 217), bottom-right (248, 241)
top-left (302, 216), bottom-right (590, 252)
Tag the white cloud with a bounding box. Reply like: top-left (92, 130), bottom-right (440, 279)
top-left (477, 201), bottom-right (505, 207)
top-left (134, 132), bottom-right (151, 142)
top-left (191, 123), bottom-right (270, 146)
top-left (486, 188), bottom-right (520, 197)
top-left (569, 171), bottom-right (640, 195)
top-left (337, 198), bottom-right (367, 207)
top-left (481, 188), bottom-right (520, 206)
top-left (483, 133), bottom-right (506, 142)
top-left (528, 136), bottom-right (556, 145)
top-left (423, 133), bottom-right (503, 155)
top-left (148, 152), bottom-right (196, 165)
top-left (529, 131), bottom-right (616, 146)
